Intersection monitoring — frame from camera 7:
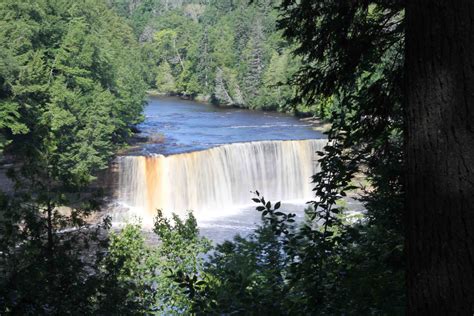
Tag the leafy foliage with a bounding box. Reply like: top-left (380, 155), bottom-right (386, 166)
top-left (0, 0), bottom-right (147, 313)
top-left (97, 223), bottom-right (155, 314)
top-left (279, 0), bottom-right (406, 313)
top-left (0, 1), bottom-right (409, 314)
top-left (0, 0), bottom-right (146, 185)
top-left (0, 190), bottom-right (113, 314)
top-left (97, 211), bottom-right (211, 314)
top-left (164, 1), bottom-right (406, 314)
top-left (152, 210), bottom-right (212, 314)
top-left (111, 0), bottom-right (301, 110)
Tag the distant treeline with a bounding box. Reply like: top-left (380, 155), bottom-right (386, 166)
top-left (108, 0), bottom-right (318, 113)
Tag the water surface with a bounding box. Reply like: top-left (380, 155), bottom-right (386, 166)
top-left (133, 97), bottom-right (324, 155)
top-left (116, 97), bottom-right (334, 243)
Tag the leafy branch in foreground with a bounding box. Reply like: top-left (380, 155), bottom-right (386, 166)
top-left (172, 188), bottom-right (354, 315)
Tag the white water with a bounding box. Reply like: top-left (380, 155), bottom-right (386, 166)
top-left (116, 139), bottom-right (326, 225)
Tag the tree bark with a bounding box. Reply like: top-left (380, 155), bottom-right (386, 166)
top-left (406, 1), bottom-right (474, 314)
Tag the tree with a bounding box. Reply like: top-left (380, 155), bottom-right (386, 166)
top-left (97, 223), bottom-right (155, 314)
top-left (155, 61), bottom-right (176, 93)
top-left (0, 47), bottom-right (27, 156)
top-left (154, 29), bottom-right (184, 71)
top-left (111, 0), bottom-right (291, 110)
top-left (213, 67), bottom-right (234, 105)
top-left (406, 1), bottom-right (474, 314)
top-left (279, 0), bottom-right (406, 313)
top-left (0, 0), bottom-right (147, 312)
top-left (258, 50), bottom-right (297, 110)
top-left (242, 19), bottom-right (265, 107)
top-left (177, 63), bottom-right (202, 97)
top-left (98, 212), bottom-right (212, 314)
top-left (209, 20), bottom-right (235, 69)
top-left (195, 27), bottom-right (212, 93)
top-left (279, 0), bottom-right (474, 313)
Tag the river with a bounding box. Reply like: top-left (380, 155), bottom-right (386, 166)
top-left (112, 97), bottom-right (327, 243)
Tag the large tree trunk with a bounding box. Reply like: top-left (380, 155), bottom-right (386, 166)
top-left (406, 1), bottom-right (474, 314)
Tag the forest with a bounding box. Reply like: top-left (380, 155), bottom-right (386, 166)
top-left (0, 0), bottom-right (473, 315)
top-left (110, 0), bottom-right (325, 115)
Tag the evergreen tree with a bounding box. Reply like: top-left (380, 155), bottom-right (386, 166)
top-left (0, 0), bottom-right (147, 312)
top-left (195, 27), bottom-right (212, 94)
top-left (213, 67), bottom-right (234, 105)
top-left (155, 61), bottom-right (176, 93)
top-left (279, 0), bottom-right (405, 313)
top-left (258, 50), bottom-right (296, 110)
top-left (111, 0), bottom-right (296, 110)
top-left (242, 20), bottom-right (265, 108)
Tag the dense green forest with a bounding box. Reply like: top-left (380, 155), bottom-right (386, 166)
top-left (108, 0), bottom-right (325, 114)
top-left (0, 0), bottom-right (148, 312)
top-left (1, 0), bottom-right (473, 315)
top-left (0, 0), bottom-right (146, 180)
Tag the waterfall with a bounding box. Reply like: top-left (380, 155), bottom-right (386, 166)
top-left (116, 139), bottom-right (326, 224)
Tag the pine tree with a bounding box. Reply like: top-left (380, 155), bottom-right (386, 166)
top-left (0, 0), bottom-right (147, 312)
top-left (258, 50), bottom-right (293, 110)
top-left (213, 67), bottom-right (234, 105)
top-left (242, 19), bottom-right (265, 107)
top-left (155, 61), bottom-right (176, 93)
top-left (195, 27), bottom-right (212, 94)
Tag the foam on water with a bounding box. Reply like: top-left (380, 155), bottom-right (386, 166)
top-left (116, 139), bottom-right (326, 227)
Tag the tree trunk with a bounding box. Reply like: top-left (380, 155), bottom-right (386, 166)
top-left (406, 1), bottom-right (474, 314)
